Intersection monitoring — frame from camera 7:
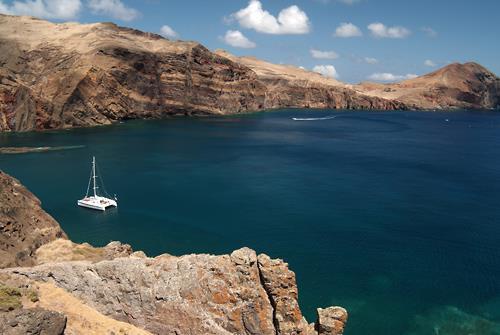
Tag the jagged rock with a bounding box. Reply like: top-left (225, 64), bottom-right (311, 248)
top-left (315, 307), bottom-right (348, 335)
top-left (130, 250), bottom-right (148, 258)
top-left (0, 171), bottom-right (67, 268)
top-left (257, 254), bottom-right (310, 335)
top-left (0, 307), bottom-right (66, 335)
top-left (102, 240), bottom-right (133, 259)
top-left (4, 250), bottom-right (278, 335)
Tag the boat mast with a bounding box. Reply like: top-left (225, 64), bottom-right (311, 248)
top-left (92, 156), bottom-right (98, 197)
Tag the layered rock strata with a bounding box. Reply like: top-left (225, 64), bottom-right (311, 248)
top-left (2, 15), bottom-right (497, 132)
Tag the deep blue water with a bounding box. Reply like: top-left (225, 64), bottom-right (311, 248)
top-left (1, 110), bottom-right (500, 334)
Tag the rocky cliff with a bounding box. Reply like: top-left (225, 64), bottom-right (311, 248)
top-left (2, 15), bottom-right (497, 132)
top-left (0, 170), bottom-right (347, 335)
top-left (0, 171), bottom-right (66, 268)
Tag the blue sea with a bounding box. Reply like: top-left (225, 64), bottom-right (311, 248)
top-left (1, 110), bottom-right (500, 335)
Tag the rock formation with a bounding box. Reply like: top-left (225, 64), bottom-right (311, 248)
top-left (1, 14), bottom-right (497, 132)
top-left (0, 170), bottom-right (347, 334)
top-left (0, 307), bottom-right (67, 335)
top-left (315, 307), bottom-right (348, 335)
top-left (0, 171), bottom-right (66, 268)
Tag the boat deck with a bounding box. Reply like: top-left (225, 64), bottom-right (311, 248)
top-left (77, 196), bottom-right (117, 211)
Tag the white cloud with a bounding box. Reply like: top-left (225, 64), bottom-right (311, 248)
top-left (313, 65), bottom-right (339, 79)
top-left (222, 30), bottom-right (256, 48)
top-left (334, 22), bottom-right (362, 38)
top-left (424, 59), bottom-right (436, 67)
top-left (231, 0), bottom-right (310, 35)
top-left (422, 26), bottom-right (437, 37)
top-left (88, 0), bottom-right (139, 21)
top-left (159, 25), bottom-right (178, 39)
top-left (0, 0), bottom-right (81, 19)
top-left (310, 49), bottom-right (339, 60)
top-left (368, 73), bottom-right (418, 82)
top-left (364, 57), bottom-right (378, 64)
top-left (368, 22), bottom-right (410, 39)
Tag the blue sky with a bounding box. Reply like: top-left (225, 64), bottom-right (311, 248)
top-left (1, 0), bottom-right (499, 83)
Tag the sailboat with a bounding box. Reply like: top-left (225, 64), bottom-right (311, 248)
top-left (77, 156), bottom-right (117, 211)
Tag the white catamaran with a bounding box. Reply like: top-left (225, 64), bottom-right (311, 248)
top-left (77, 156), bottom-right (117, 211)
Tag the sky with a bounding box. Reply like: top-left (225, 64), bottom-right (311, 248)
top-left (0, 0), bottom-right (499, 83)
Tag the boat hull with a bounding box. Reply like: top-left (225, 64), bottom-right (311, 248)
top-left (77, 196), bottom-right (117, 211)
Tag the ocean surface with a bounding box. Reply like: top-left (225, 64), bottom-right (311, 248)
top-left (1, 109), bottom-right (500, 334)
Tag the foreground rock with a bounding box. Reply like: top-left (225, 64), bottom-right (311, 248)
top-left (0, 308), bottom-right (66, 335)
top-left (4, 248), bottom-right (298, 334)
top-left (0, 171), bottom-right (66, 268)
top-left (316, 307), bottom-right (348, 335)
top-left (0, 170), bottom-right (347, 334)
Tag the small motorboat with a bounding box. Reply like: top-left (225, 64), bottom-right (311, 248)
top-left (292, 116), bottom-right (337, 121)
top-left (77, 156), bottom-right (117, 211)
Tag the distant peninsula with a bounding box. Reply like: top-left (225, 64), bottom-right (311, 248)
top-left (0, 14), bottom-right (499, 132)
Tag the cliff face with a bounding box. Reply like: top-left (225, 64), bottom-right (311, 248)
top-left (0, 170), bottom-right (348, 335)
top-left (0, 171), bottom-right (66, 268)
top-left (0, 14), bottom-right (268, 131)
top-left (1, 15), bottom-right (497, 132)
top-left (215, 50), bottom-right (405, 111)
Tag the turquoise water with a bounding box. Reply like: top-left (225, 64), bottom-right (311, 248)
top-left (1, 110), bottom-right (500, 334)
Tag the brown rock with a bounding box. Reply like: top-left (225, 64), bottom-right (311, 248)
top-left (5, 249), bottom-right (278, 335)
top-left (315, 307), bottom-right (348, 335)
top-left (0, 14), bottom-right (266, 131)
top-left (0, 171), bottom-right (67, 268)
top-left (257, 253), bottom-right (310, 335)
top-left (0, 307), bottom-right (66, 335)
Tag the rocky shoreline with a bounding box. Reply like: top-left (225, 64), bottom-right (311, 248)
top-left (0, 170), bottom-right (347, 335)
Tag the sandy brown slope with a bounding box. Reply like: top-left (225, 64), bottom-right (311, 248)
top-left (355, 62), bottom-right (500, 109)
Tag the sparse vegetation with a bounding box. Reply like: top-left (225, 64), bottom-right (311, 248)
top-left (26, 288), bottom-right (39, 302)
top-left (0, 283), bottom-right (22, 311)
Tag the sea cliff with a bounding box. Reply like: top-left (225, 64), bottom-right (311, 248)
top-left (0, 170), bottom-right (348, 335)
top-left (0, 14), bottom-right (498, 132)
